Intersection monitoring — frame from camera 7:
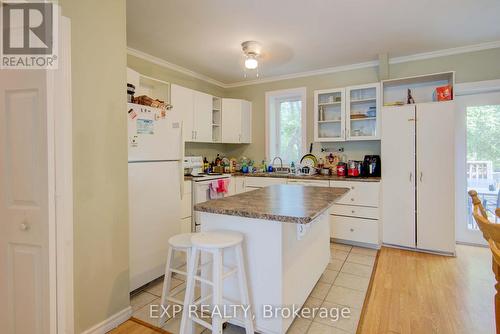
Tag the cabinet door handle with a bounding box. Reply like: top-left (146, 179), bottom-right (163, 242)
top-left (350, 228), bottom-right (354, 232)
top-left (409, 172), bottom-right (412, 182)
top-left (350, 198), bottom-right (355, 202)
top-left (347, 129), bottom-right (350, 137)
top-left (419, 172), bottom-right (423, 182)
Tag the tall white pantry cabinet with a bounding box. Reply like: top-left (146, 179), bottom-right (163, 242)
top-left (381, 101), bottom-right (455, 254)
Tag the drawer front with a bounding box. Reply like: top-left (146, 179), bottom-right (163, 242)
top-left (330, 204), bottom-right (379, 220)
top-left (181, 193), bottom-right (192, 219)
top-left (180, 217), bottom-right (192, 233)
top-left (245, 177), bottom-right (287, 188)
top-left (330, 215), bottom-right (379, 244)
top-left (330, 181), bottom-right (380, 207)
top-left (286, 179), bottom-right (330, 187)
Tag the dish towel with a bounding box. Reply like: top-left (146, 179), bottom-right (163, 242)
top-left (209, 181), bottom-right (220, 199)
top-left (217, 178), bottom-right (230, 194)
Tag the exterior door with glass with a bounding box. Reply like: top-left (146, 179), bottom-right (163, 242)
top-left (456, 89), bottom-right (500, 245)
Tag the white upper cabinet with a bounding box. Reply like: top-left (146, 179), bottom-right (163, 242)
top-left (314, 88), bottom-right (346, 142)
top-left (171, 85), bottom-right (214, 143)
top-left (240, 100), bottom-right (252, 143)
top-left (221, 98), bottom-right (252, 144)
top-left (346, 83), bottom-right (381, 140)
top-left (193, 91), bottom-right (213, 142)
top-left (171, 84), bottom-right (195, 142)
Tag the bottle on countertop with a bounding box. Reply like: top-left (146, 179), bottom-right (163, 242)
top-left (203, 157), bottom-right (209, 173)
top-left (290, 161), bottom-right (296, 174)
top-left (215, 154), bottom-right (221, 166)
top-left (262, 160), bottom-right (267, 173)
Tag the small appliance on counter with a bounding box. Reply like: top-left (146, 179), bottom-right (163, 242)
top-left (347, 160), bottom-right (362, 177)
top-left (183, 156), bottom-right (203, 176)
top-left (336, 162), bottom-right (347, 176)
top-left (361, 155), bottom-right (381, 177)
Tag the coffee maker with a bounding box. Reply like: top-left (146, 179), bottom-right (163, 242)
top-left (361, 155), bottom-right (381, 177)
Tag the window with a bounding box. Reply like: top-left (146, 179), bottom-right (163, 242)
top-left (265, 88), bottom-right (306, 164)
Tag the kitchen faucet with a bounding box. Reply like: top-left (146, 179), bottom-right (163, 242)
top-left (271, 156), bottom-right (283, 170)
top-left (271, 156), bottom-right (290, 174)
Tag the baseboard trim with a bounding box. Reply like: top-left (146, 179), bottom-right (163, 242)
top-left (81, 306), bottom-right (132, 334)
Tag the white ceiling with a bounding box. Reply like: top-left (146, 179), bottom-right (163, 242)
top-left (127, 0), bottom-right (500, 85)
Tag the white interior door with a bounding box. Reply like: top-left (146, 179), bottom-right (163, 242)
top-left (455, 89), bottom-right (500, 245)
top-left (193, 91), bottom-right (213, 142)
top-left (381, 105), bottom-right (416, 248)
top-left (416, 102), bottom-right (456, 253)
top-left (0, 70), bottom-right (52, 334)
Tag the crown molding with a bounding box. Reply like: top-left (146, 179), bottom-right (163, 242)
top-left (127, 47), bottom-right (227, 88)
top-left (389, 40), bottom-right (500, 65)
top-left (224, 60), bottom-right (380, 88)
top-left (128, 40), bottom-right (500, 89)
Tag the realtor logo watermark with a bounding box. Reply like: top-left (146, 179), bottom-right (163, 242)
top-left (1, 1), bottom-right (58, 69)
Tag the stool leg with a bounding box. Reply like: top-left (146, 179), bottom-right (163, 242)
top-left (159, 247), bottom-right (174, 327)
top-left (180, 247), bottom-right (199, 334)
top-left (212, 249), bottom-right (223, 334)
top-left (235, 244), bottom-right (255, 334)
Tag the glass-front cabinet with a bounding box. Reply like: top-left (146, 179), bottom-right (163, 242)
top-left (346, 83), bottom-right (381, 140)
top-left (314, 88), bottom-right (346, 142)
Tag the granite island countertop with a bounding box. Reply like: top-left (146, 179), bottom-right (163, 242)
top-left (194, 184), bottom-right (349, 224)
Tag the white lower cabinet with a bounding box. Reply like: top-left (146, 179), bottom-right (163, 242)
top-left (330, 216), bottom-right (379, 245)
top-left (329, 181), bottom-right (380, 247)
top-left (181, 180), bottom-right (192, 232)
top-left (233, 176), bottom-right (247, 194)
top-left (245, 177), bottom-right (287, 188)
top-left (286, 179), bottom-right (329, 187)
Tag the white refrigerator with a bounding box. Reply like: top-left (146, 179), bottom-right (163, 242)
top-left (127, 103), bottom-right (182, 291)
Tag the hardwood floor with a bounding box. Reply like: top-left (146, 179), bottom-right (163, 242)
top-left (359, 245), bottom-right (495, 334)
top-left (109, 318), bottom-right (169, 334)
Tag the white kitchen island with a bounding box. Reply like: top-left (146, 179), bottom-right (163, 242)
top-left (194, 185), bottom-right (349, 334)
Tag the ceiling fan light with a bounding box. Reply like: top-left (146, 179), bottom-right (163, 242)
top-left (245, 56), bottom-right (258, 69)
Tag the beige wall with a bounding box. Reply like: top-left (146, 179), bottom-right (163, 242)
top-left (61, 1), bottom-right (130, 332)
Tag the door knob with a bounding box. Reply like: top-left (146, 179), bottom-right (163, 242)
top-left (20, 223), bottom-right (30, 231)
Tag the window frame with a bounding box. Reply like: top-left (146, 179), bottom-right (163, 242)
top-left (265, 87), bottom-right (307, 164)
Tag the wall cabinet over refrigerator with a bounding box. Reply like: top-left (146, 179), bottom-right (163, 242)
top-left (221, 98), bottom-right (252, 144)
top-left (381, 101), bottom-right (455, 254)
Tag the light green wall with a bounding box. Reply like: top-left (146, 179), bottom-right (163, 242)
top-left (61, 1), bottom-right (130, 333)
top-left (226, 66), bottom-right (382, 160)
top-left (130, 47), bottom-right (500, 162)
top-left (389, 48), bottom-right (500, 83)
top-left (227, 47), bottom-right (500, 160)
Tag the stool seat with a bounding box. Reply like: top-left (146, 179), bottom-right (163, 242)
top-left (168, 233), bottom-right (195, 248)
top-left (191, 231), bottom-right (243, 249)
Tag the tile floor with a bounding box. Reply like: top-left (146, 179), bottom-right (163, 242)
top-left (130, 242), bottom-right (377, 333)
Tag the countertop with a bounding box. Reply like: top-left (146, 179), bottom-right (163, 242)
top-left (185, 173), bottom-right (380, 182)
top-left (194, 184), bottom-right (349, 224)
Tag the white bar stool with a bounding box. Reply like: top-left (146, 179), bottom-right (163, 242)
top-left (180, 231), bottom-right (255, 334)
top-left (158, 233), bottom-right (196, 327)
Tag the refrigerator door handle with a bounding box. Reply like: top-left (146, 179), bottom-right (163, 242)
top-left (180, 121), bottom-right (184, 198)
